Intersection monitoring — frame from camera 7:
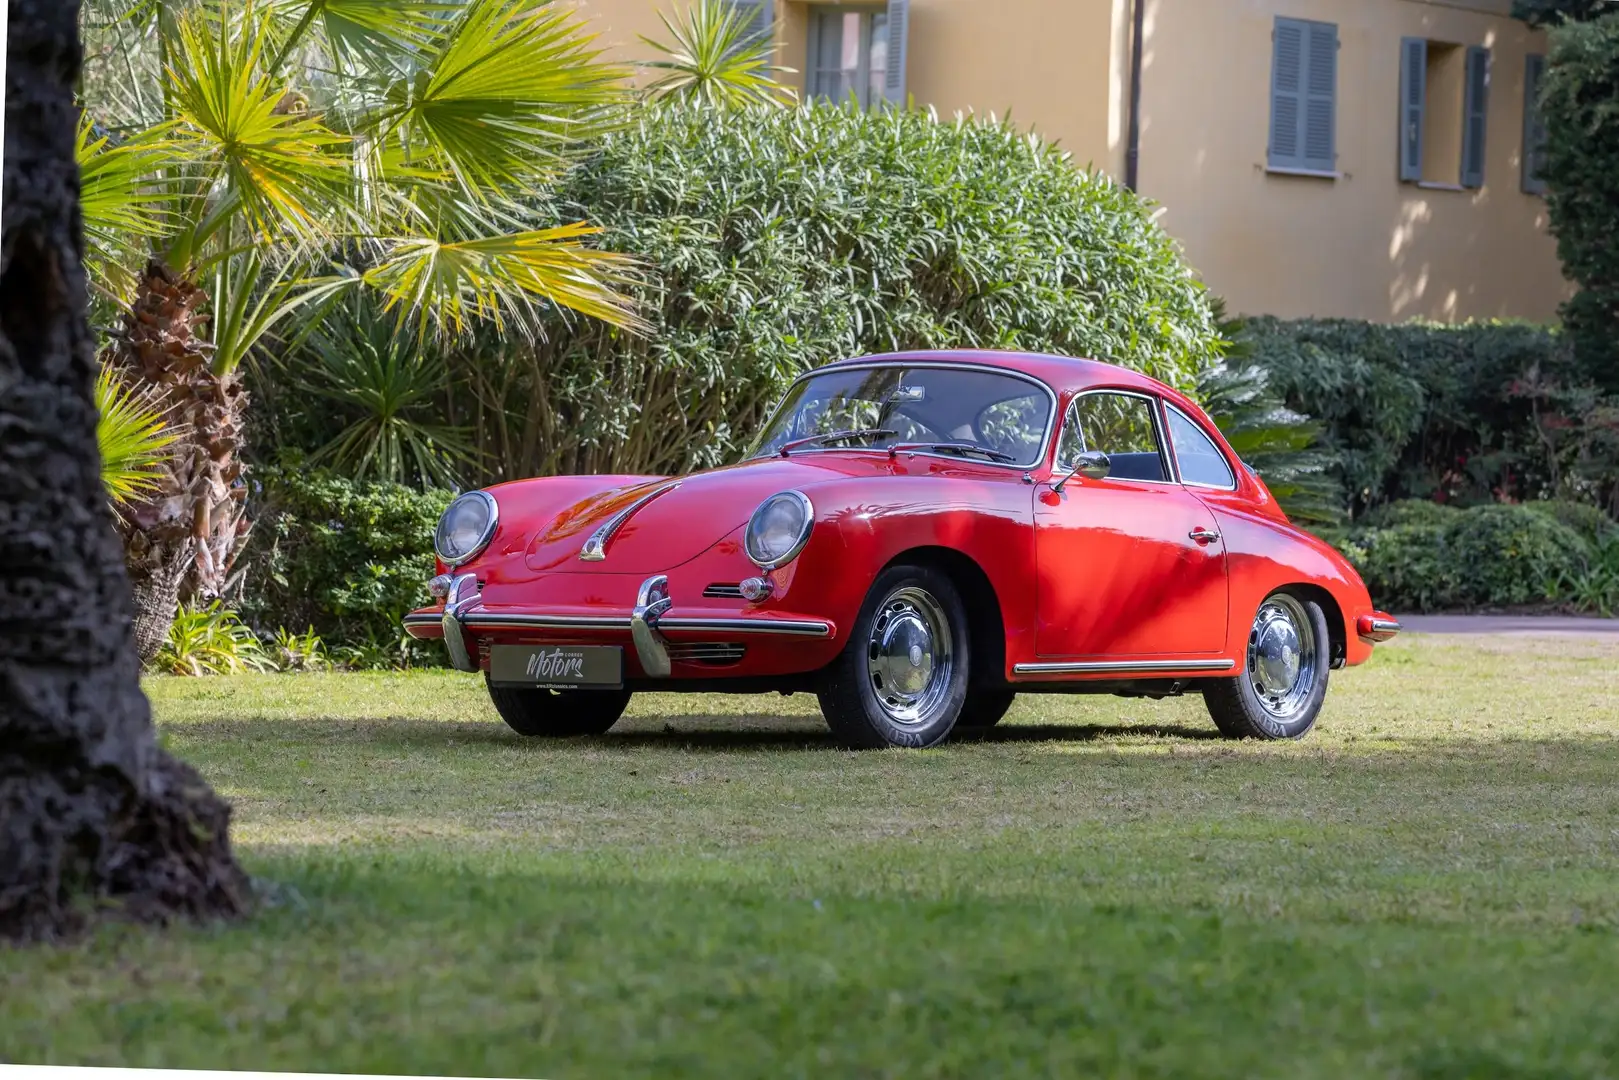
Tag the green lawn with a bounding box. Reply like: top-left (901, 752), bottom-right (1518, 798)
top-left (5, 634), bottom-right (1619, 1078)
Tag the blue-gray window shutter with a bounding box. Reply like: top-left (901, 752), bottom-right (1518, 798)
top-left (1269, 18), bottom-right (1306, 169)
top-left (1461, 45), bottom-right (1491, 189)
top-left (884, 0), bottom-right (911, 106)
top-left (726, 0), bottom-right (771, 45)
top-left (1523, 53), bottom-right (1548, 195)
top-left (1302, 20), bottom-right (1338, 171)
top-left (1399, 37), bottom-right (1427, 182)
top-left (1270, 18), bottom-right (1336, 172)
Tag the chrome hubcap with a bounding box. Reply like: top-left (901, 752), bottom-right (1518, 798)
top-left (1247, 595), bottom-right (1317, 720)
top-left (866, 586), bottom-right (953, 726)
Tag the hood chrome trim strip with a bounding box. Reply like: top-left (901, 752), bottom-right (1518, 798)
top-left (578, 481), bottom-right (681, 562)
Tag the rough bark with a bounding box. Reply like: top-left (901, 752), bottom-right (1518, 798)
top-left (0, 0), bottom-right (251, 942)
top-left (106, 261), bottom-right (251, 661)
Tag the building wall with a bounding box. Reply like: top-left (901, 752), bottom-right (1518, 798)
top-left (563, 0), bottom-right (1567, 325)
top-left (1136, 0), bottom-right (1565, 322)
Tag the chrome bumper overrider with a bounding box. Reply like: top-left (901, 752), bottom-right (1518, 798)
top-left (413, 574), bottom-right (834, 676)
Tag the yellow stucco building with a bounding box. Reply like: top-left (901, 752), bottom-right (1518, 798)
top-left (566, 0), bottom-right (1565, 323)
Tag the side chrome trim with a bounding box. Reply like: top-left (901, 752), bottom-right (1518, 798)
top-left (579, 481), bottom-right (681, 562)
top-left (1013, 659), bottom-right (1237, 675)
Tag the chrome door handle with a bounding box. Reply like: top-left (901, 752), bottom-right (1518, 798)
top-left (1189, 528), bottom-right (1221, 544)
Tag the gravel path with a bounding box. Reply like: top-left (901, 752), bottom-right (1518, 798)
top-left (1395, 614), bottom-right (1619, 635)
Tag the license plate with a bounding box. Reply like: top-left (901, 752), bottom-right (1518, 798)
top-left (488, 644), bottom-right (623, 689)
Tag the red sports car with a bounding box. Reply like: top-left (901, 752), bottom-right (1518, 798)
top-left (406, 350), bottom-right (1399, 748)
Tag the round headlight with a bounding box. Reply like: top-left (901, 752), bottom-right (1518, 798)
top-left (745, 490), bottom-right (814, 570)
top-left (435, 490), bottom-right (498, 566)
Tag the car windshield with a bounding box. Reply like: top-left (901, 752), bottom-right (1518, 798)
top-left (749, 365), bottom-right (1053, 467)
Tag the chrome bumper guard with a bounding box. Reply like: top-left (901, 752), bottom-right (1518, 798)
top-left (422, 574), bottom-right (832, 677)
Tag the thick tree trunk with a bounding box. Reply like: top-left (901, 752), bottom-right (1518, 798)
top-left (0, 0), bottom-right (250, 942)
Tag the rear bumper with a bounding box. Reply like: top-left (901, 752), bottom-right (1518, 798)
top-left (406, 573), bottom-right (837, 678)
top-left (1356, 612), bottom-right (1402, 644)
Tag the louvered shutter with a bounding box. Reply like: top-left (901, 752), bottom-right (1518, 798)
top-left (1270, 18), bottom-right (1336, 172)
top-left (1399, 38), bottom-right (1427, 182)
top-left (884, 0), bottom-right (911, 106)
top-left (1302, 21), bottom-right (1338, 171)
top-left (1461, 45), bottom-right (1491, 189)
top-left (1269, 18), bottom-right (1306, 169)
top-left (726, 0), bottom-right (771, 45)
top-left (1523, 54), bottom-right (1548, 195)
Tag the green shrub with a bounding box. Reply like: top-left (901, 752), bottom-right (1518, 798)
top-left (1338, 504), bottom-right (1590, 612)
top-left (1235, 317), bottom-right (1618, 518)
top-left (1358, 499), bottom-right (1463, 530)
top-left (155, 602), bottom-right (274, 676)
top-left (256, 101), bottom-right (1221, 483)
top-left (241, 465), bottom-right (453, 665)
top-left (1525, 499), bottom-right (1617, 544)
top-left (1541, 13), bottom-right (1619, 393)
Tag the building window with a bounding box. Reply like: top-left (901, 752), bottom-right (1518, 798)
top-left (724, 0), bottom-right (774, 44)
top-left (807, 7), bottom-right (890, 108)
top-left (1268, 17), bottom-right (1338, 174)
top-left (1523, 53), bottom-right (1549, 195)
top-left (1400, 39), bottom-right (1491, 189)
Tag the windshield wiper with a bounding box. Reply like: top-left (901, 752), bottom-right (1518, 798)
top-left (777, 428), bottom-right (898, 457)
top-left (887, 441), bottom-right (1017, 463)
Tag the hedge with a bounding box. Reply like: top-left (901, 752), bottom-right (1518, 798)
top-left (413, 101), bottom-right (1222, 481)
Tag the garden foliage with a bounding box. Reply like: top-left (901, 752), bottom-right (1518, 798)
top-left (1540, 13), bottom-right (1619, 393)
top-left (260, 101), bottom-right (1220, 484)
top-left (240, 467), bottom-right (453, 666)
top-left (1234, 318), bottom-right (1619, 518)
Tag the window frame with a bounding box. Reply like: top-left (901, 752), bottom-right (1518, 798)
top-left (1055, 389), bottom-right (1177, 487)
top-left (1162, 403), bottom-right (1238, 492)
top-left (806, 4), bottom-right (889, 109)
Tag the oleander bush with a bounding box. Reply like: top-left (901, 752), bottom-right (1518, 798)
top-left (240, 465), bottom-right (454, 666)
top-left (256, 100), bottom-right (1220, 484)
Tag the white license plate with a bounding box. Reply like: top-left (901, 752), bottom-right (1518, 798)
top-left (488, 644), bottom-right (623, 689)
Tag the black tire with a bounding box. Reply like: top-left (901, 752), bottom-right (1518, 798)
top-left (956, 690), bottom-right (1017, 730)
top-left (1204, 593), bottom-right (1331, 741)
top-left (817, 564), bottom-right (971, 749)
top-left (485, 676), bottom-right (631, 737)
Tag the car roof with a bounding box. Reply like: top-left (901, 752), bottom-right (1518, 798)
top-left (824, 349), bottom-right (1180, 401)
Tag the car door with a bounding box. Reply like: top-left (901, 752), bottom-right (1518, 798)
top-left (1033, 389), bottom-right (1229, 659)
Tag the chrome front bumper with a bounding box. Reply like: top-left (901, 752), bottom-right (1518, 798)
top-left (413, 574), bottom-right (834, 676)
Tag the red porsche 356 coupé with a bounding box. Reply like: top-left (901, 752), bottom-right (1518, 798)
top-left (406, 350), bottom-right (1399, 748)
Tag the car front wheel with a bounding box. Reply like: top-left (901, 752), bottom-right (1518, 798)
top-left (486, 676), bottom-right (631, 737)
top-left (1203, 592), bottom-right (1330, 740)
top-left (817, 565), bottom-right (970, 749)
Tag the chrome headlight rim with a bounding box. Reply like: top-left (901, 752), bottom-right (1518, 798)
top-left (434, 490), bottom-right (499, 568)
top-left (745, 490), bottom-right (815, 571)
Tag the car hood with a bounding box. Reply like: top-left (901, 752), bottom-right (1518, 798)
top-left (523, 453), bottom-right (890, 574)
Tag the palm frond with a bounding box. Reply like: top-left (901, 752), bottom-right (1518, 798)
top-left (641, 0), bottom-right (797, 108)
top-left (165, 1), bottom-right (354, 244)
top-left (76, 113), bottom-right (177, 298)
top-left (208, 249), bottom-right (360, 374)
top-left (363, 221), bottom-right (646, 341)
top-left (375, 0), bottom-right (631, 199)
top-left (267, 0), bottom-right (451, 73)
top-left (95, 361), bottom-right (179, 505)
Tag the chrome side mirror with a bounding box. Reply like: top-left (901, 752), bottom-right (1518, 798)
top-left (1053, 450), bottom-right (1111, 493)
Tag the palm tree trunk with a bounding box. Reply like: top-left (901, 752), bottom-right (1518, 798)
top-left (107, 261), bottom-right (251, 660)
top-left (0, 0), bottom-right (250, 942)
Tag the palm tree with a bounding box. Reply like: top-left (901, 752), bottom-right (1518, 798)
top-left (641, 0), bottom-right (798, 107)
top-left (3, 0), bottom-right (250, 942)
top-left (77, 0), bottom-right (646, 657)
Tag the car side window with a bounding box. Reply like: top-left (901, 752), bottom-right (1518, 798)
top-left (1166, 406), bottom-right (1237, 489)
top-left (1058, 393), bottom-right (1168, 483)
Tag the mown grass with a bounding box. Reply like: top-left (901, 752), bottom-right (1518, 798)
top-left (5, 634), bottom-right (1619, 1078)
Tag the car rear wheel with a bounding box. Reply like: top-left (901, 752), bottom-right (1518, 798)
top-left (1203, 592), bottom-right (1330, 740)
top-left (485, 676), bottom-right (631, 737)
top-left (817, 565), bottom-right (970, 749)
